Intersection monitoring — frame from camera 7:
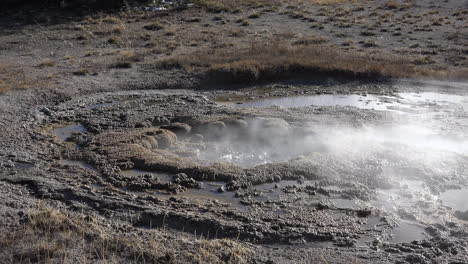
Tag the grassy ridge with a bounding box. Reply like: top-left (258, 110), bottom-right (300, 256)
top-left (158, 41), bottom-right (468, 84)
top-left (0, 208), bottom-right (252, 263)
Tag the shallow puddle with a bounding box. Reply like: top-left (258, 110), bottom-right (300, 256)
top-left (333, 199), bottom-right (357, 209)
top-left (14, 162), bottom-right (34, 169)
top-left (228, 94), bottom-right (397, 110)
top-left (399, 92), bottom-right (468, 110)
top-left (53, 124), bottom-right (87, 141)
top-left (223, 92), bottom-right (468, 114)
top-left (59, 159), bottom-right (97, 171)
top-left (391, 222), bottom-right (426, 243)
top-left (373, 180), bottom-right (432, 212)
top-left (439, 188), bottom-right (468, 212)
top-left (363, 216), bottom-right (384, 230)
top-left (121, 169), bottom-right (246, 209)
top-left (201, 91), bottom-right (468, 168)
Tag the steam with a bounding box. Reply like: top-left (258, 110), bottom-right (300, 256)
top-left (197, 119), bottom-right (467, 170)
top-left (199, 91), bottom-right (468, 188)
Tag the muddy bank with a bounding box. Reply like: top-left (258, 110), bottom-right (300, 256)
top-left (1, 80), bottom-right (467, 263)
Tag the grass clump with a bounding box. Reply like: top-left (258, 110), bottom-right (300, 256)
top-left (37, 59), bottom-right (55, 68)
top-left (384, 0), bottom-right (399, 9)
top-left (111, 25), bottom-right (125, 34)
top-left (293, 35), bottom-right (328, 45)
top-left (192, 0), bottom-right (231, 13)
top-left (107, 36), bottom-right (121, 44)
top-left (0, 64), bottom-right (37, 93)
top-left (192, 0), bottom-right (275, 13)
top-left (111, 50), bottom-right (141, 69)
top-left (143, 22), bottom-right (164, 31)
top-left (73, 68), bottom-right (90, 76)
top-left (0, 207), bottom-right (252, 263)
top-left (248, 13), bottom-right (261, 19)
top-left (157, 41), bottom-right (468, 83)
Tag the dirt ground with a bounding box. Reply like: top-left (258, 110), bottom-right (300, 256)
top-left (0, 0), bottom-right (468, 263)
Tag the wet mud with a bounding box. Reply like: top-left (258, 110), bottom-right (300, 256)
top-left (2, 81), bottom-right (468, 263)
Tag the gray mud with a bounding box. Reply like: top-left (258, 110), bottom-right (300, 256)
top-left (1, 80), bottom-right (468, 263)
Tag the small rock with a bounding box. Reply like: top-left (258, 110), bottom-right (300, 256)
top-left (135, 121), bottom-right (150, 128)
top-left (357, 209), bottom-right (372, 217)
top-left (171, 173), bottom-right (201, 189)
top-left (217, 186), bottom-right (226, 193)
top-left (152, 116), bottom-right (170, 126)
top-left (297, 176), bottom-right (305, 184)
top-left (40, 107), bottom-right (52, 116)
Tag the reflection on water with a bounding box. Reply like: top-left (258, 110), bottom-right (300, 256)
top-left (226, 92), bottom-right (468, 114)
top-left (15, 162), bottom-right (34, 169)
top-left (333, 199), bottom-right (357, 209)
top-left (208, 92), bottom-right (468, 168)
top-left (391, 222), bottom-right (426, 243)
top-left (231, 94), bottom-right (395, 110)
top-left (439, 188), bottom-right (468, 212)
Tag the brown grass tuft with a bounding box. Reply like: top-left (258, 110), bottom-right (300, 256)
top-left (293, 35), bottom-right (329, 45)
top-left (143, 22), bottom-right (164, 31)
top-left (0, 64), bottom-right (41, 93)
top-left (190, 239), bottom-right (252, 263)
top-left (0, 208), bottom-right (252, 263)
top-left (384, 0), bottom-right (399, 9)
top-left (193, 0), bottom-right (276, 12)
top-left (37, 59), bottom-right (55, 68)
top-left (111, 50), bottom-right (141, 69)
top-left (157, 41), bottom-right (468, 83)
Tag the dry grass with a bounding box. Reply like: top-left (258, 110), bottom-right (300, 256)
top-left (190, 239), bottom-right (252, 263)
top-left (384, 0), bottom-right (399, 9)
top-left (107, 35), bottom-right (121, 44)
top-left (111, 25), bottom-right (125, 35)
top-left (143, 22), bottom-right (164, 31)
top-left (0, 208), bottom-right (252, 263)
top-left (193, 0), bottom-right (276, 12)
top-left (37, 59), bottom-right (56, 68)
top-left (193, 0), bottom-right (357, 13)
top-left (293, 35), bottom-right (329, 45)
top-left (111, 50), bottom-right (141, 68)
top-left (73, 68), bottom-right (90, 76)
top-left (0, 64), bottom-right (39, 94)
top-left (157, 41), bottom-right (468, 83)
top-left (102, 15), bottom-right (121, 24)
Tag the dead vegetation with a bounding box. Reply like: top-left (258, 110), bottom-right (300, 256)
top-left (0, 207), bottom-right (252, 263)
top-left (0, 64), bottom-right (41, 94)
top-left (157, 41), bottom-right (468, 84)
top-left (37, 59), bottom-right (56, 68)
top-left (193, 0), bottom-right (277, 12)
top-left (111, 50), bottom-right (141, 68)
